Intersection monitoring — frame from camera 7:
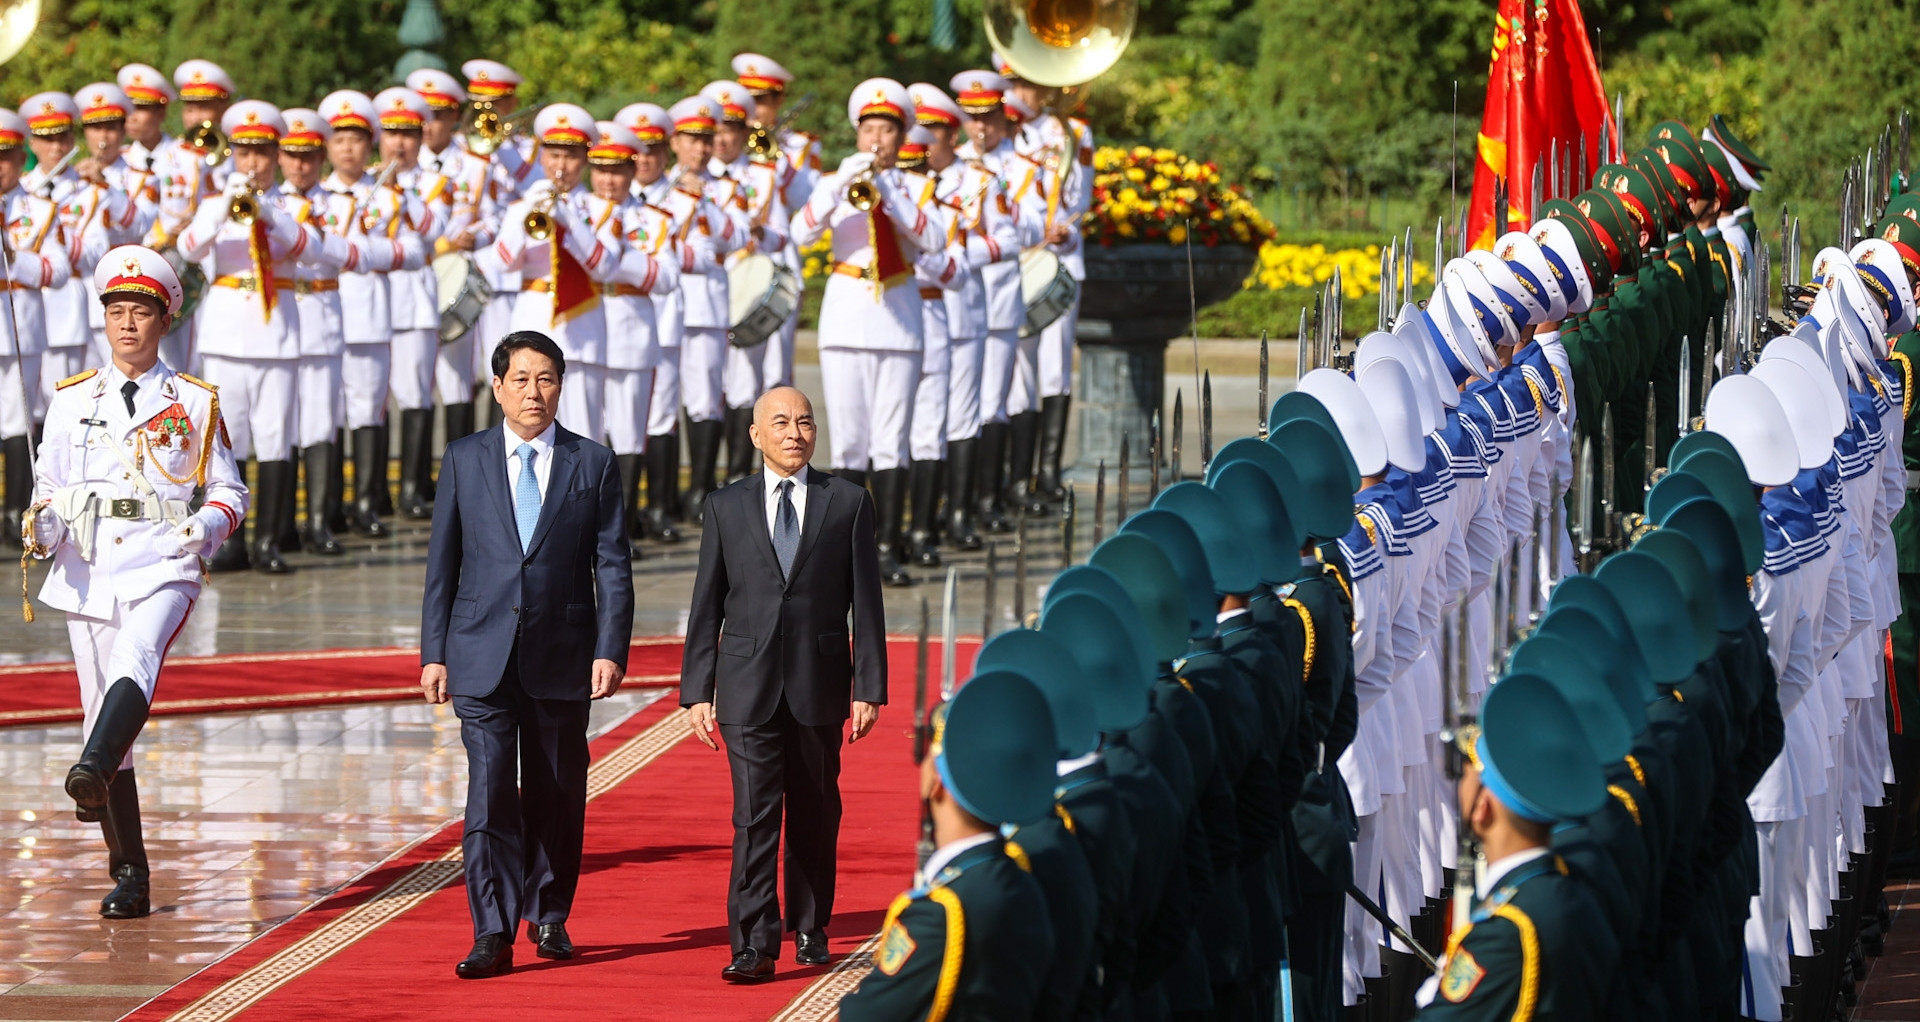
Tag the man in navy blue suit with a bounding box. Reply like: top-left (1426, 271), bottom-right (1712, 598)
top-left (420, 331), bottom-right (635, 979)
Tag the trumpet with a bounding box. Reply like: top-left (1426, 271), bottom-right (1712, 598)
top-left (464, 102), bottom-right (536, 157)
top-left (185, 120), bottom-right (230, 169)
top-left (524, 190), bottom-right (564, 241)
top-left (228, 189), bottom-right (261, 226)
top-left (845, 144), bottom-right (882, 211)
top-left (745, 92), bottom-right (815, 161)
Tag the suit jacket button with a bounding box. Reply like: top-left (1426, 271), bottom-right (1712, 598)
top-left (512, 605), bottom-right (519, 614)
top-left (783, 593), bottom-right (791, 601)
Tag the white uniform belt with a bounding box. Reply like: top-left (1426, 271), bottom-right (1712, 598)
top-left (100, 495), bottom-right (192, 521)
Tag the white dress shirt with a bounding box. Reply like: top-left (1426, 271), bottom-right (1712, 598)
top-left (505, 421), bottom-right (558, 504)
top-left (764, 464), bottom-right (810, 539)
top-left (921, 831), bottom-right (997, 884)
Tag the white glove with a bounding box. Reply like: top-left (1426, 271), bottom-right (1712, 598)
top-left (24, 505), bottom-right (63, 558)
top-left (159, 518), bottom-right (208, 559)
top-left (837, 152), bottom-right (875, 179)
top-left (10, 252), bottom-right (44, 287)
top-left (224, 174), bottom-right (255, 199)
top-left (521, 179), bottom-right (556, 206)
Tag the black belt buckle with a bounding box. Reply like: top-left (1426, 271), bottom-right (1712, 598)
top-left (110, 498), bottom-right (139, 519)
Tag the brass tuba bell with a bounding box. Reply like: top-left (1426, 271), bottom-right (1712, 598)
top-left (982, 0), bottom-right (1137, 88)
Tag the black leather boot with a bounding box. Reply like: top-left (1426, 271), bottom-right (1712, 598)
top-left (277, 450), bottom-right (303, 553)
top-left (66, 677), bottom-right (149, 815)
top-left (905, 459), bottom-right (942, 567)
top-left (838, 468), bottom-right (868, 489)
top-left (397, 408), bottom-right (433, 519)
top-left (943, 438), bottom-right (983, 550)
top-left (1004, 410), bottom-right (1047, 517)
top-left (370, 424), bottom-right (395, 517)
top-left (642, 436), bottom-right (682, 543)
top-left (349, 427), bottom-right (389, 537)
top-left (975, 422), bottom-right (1013, 533)
top-left (251, 461), bottom-right (294, 574)
top-left (325, 429), bottom-right (349, 534)
top-left (98, 769), bottom-right (151, 918)
top-left (3, 434), bottom-right (31, 550)
top-left (683, 418), bottom-right (724, 525)
top-left (303, 444), bottom-right (344, 555)
top-left (444, 399), bottom-right (475, 446)
top-left (616, 453), bottom-right (644, 541)
top-left (724, 405), bottom-right (758, 482)
top-left (208, 463), bottom-right (251, 572)
top-left (869, 467), bottom-right (912, 587)
top-left (1036, 394), bottom-right (1071, 503)
top-left (663, 428), bottom-right (684, 521)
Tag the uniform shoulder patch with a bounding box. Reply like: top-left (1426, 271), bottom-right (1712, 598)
top-left (1439, 947), bottom-right (1485, 1002)
top-left (875, 914), bottom-right (918, 975)
top-left (55, 368), bottom-right (98, 390)
top-left (176, 372), bottom-right (218, 393)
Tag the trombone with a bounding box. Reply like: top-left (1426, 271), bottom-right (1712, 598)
top-left (464, 102), bottom-right (536, 157)
top-left (185, 120), bottom-right (230, 168)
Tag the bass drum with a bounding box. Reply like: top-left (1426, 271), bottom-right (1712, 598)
top-left (433, 253), bottom-right (493, 344)
top-left (163, 249), bottom-right (208, 323)
top-left (727, 253), bottom-right (800, 348)
top-left (1019, 247), bottom-right (1077, 338)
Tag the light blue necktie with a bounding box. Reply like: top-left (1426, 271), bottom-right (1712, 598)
top-left (514, 443), bottom-right (541, 552)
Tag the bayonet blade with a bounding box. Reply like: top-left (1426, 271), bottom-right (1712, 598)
top-left (1093, 459), bottom-right (1106, 546)
top-left (1601, 403), bottom-right (1616, 547)
top-left (1537, 152), bottom-right (1549, 221)
top-left (983, 541), bottom-right (998, 640)
top-left (1578, 133), bottom-right (1589, 193)
top-left (1061, 486), bottom-right (1076, 567)
top-left (1202, 370), bottom-right (1214, 472)
top-left (1576, 435), bottom-right (1594, 568)
top-left (1643, 381), bottom-right (1658, 491)
top-left (1677, 336), bottom-right (1692, 437)
top-left (1495, 174), bottom-right (1509, 239)
top-left (1014, 511), bottom-right (1029, 627)
top-left (1151, 406), bottom-right (1162, 499)
top-left (1170, 389), bottom-right (1183, 486)
top-left (1258, 331), bottom-right (1270, 440)
top-left (941, 567), bottom-right (958, 698)
top-left (1117, 431), bottom-right (1130, 524)
top-left (1902, 110), bottom-right (1911, 185)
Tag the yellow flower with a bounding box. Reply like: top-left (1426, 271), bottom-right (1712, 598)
top-left (1125, 167), bottom-right (1147, 183)
top-left (1169, 224), bottom-right (1188, 244)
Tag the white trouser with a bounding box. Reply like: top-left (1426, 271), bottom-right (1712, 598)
top-left (201, 354), bottom-right (296, 462)
top-left (725, 340), bottom-right (766, 411)
top-left (472, 293), bottom-right (517, 385)
top-left (389, 327), bottom-right (437, 411)
top-left (648, 354), bottom-right (681, 437)
top-left (40, 347), bottom-right (87, 410)
top-left (1743, 816), bottom-right (1798, 1021)
top-left (1007, 329), bottom-right (1041, 416)
top-left (436, 332), bottom-right (474, 406)
top-left (978, 329), bottom-right (1021, 425)
top-left (681, 326), bottom-right (727, 423)
top-left (1037, 298), bottom-right (1078, 399)
top-left (343, 341), bottom-right (391, 430)
top-left (0, 352), bottom-right (42, 437)
top-left (762, 311), bottom-right (797, 389)
top-left (557, 363), bottom-right (605, 444)
top-left (296, 355), bottom-right (344, 449)
top-left (911, 369), bottom-right (949, 462)
top-left (947, 336), bottom-right (984, 442)
top-left (819, 347), bottom-right (920, 472)
top-left (70, 580), bottom-right (196, 771)
top-left (604, 367), bottom-right (655, 456)
top-left (1345, 811), bottom-right (1385, 1001)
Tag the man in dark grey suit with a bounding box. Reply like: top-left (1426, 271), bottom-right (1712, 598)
top-left (682, 385), bottom-right (888, 983)
top-left (420, 332), bottom-right (635, 979)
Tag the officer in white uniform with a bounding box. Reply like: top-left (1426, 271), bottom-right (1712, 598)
top-left (23, 245), bottom-right (247, 920)
top-left (492, 102), bottom-right (618, 440)
top-left (407, 68), bottom-right (496, 443)
top-left (459, 60), bottom-right (542, 408)
top-left (176, 99), bottom-right (318, 574)
top-left (20, 93), bottom-right (118, 405)
top-left (895, 122), bottom-right (964, 568)
top-left (789, 78), bottom-right (946, 586)
top-left (732, 52), bottom-right (820, 391)
top-left (0, 111), bottom-right (67, 549)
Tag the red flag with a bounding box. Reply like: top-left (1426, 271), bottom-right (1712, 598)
top-left (1466, 0), bottom-right (1612, 251)
top-left (549, 225), bottom-right (600, 327)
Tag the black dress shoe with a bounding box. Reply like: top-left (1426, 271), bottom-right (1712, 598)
top-left (721, 947), bottom-right (774, 983)
top-left (794, 930), bottom-right (831, 966)
top-left (527, 921), bottom-right (573, 960)
top-left (455, 934), bottom-right (513, 979)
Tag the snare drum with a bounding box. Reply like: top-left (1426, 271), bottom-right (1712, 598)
top-left (433, 253), bottom-right (493, 344)
top-left (163, 249), bottom-right (208, 323)
top-left (1019, 248), bottom-right (1077, 338)
top-left (727, 253), bottom-right (800, 348)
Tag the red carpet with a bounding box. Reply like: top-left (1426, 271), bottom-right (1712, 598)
top-left (127, 638), bottom-right (977, 1022)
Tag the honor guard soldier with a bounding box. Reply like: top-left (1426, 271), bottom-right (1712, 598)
top-left (23, 245), bottom-right (248, 919)
top-left (371, 87), bottom-right (452, 520)
top-left (731, 52), bottom-right (817, 391)
top-left (320, 89), bottom-right (421, 538)
top-left (704, 78), bottom-right (790, 484)
top-left (0, 110), bottom-right (68, 548)
top-left (73, 83), bottom-right (159, 369)
top-left (176, 99), bottom-right (318, 575)
top-left (407, 67), bottom-right (496, 444)
top-left (20, 93), bottom-right (116, 399)
top-left (493, 103), bottom-right (618, 442)
top-left (838, 670), bottom-right (1059, 1021)
top-left (790, 78), bottom-right (946, 586)
top-left (460, 59), bottom-right (541, 408)
top-left (586, 118), bottom-right (682, 536)
top-left (894, 121), bottom-right (965, 568)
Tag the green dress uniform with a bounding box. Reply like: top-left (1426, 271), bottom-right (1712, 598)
top-left (1417, 855), bottom-right (1617, 1022)
top-left (1003, 812), bottom-right (1099, 1022)
top-left (1888, 328), bottom-right (1920, 865)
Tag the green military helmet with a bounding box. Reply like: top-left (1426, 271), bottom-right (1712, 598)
top-left (1594, 551), bottom-right (1701, 685)
top-left (1670, 446), bottom-right (1765, 574)
top-left (1547, 574), bottom-right (1656, 705)
top-left (1118, 510), bottom-right (1217, 637)
top-left (1538, 198), bottom-right (1615, 291)
top-left (1631, 528), bottom-right (1718, 665)
top-left (1535, 604), bottom-right (1650, 736)
top-left (1657, 495), bottom-right (1750, 632)
top-left (1594, 161), bottom-right (1665, 242)
top-left (1206, 442), bottom-right (1306, 576)
top-left (935, 670), bottom-right (1059, 827)
top-left (1154, 481), bottom-right (1266, 595)
top-left (1508, 631), bottom-right (1634, 761)
top-left (974, 628), bottom-right (1100, 759)
top-left (1039, 592), bottom-right (1152, 732)
top-left (1089, 532), bottom-right (1196, 661)
top-left (1645, 120), bottom-right (1713, 202)
top-left (1478, 672), bottom-right (1608, 822)
top-left (1571, 188), bottom-right (1640, 273)
top-left (1707, 113), bottom-right (1770, 175)
top-left (1268, 420), bottom-right (1361, 540)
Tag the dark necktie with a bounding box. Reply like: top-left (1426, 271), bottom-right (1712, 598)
top-left (774, 478), bottom-right (799, 581)
top-left (122, 380), bottom-right (138, 417)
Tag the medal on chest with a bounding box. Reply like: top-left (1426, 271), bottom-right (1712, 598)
top-left (144, 403), bottom-right (193, 449)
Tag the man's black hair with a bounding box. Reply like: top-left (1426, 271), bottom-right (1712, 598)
top-left (492, 331), bottom-right (566, 379)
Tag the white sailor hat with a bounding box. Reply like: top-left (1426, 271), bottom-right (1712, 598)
top-left (95, 245), bottom-right (184, 317)
top-left (1810, 246), bottom-right (1888, 361)
top-left (372, 88), bottom-right (429, 133)
top-left (947, 71), bottom-right (1010, 116)
top-left (279, 108), bottom-right (329, 153)
top-left (669, 95), bottom-right (721, 136)
top-left (221, 100), bottom-right (284, 146)
top-left (847, 78), bottom-right (911, 128)
top-left (461, 59), bottom-right (522, 100)
top-left (1493, 230), bottom-right (1568, 322)
top-left (74, 83), bottom-right (131, 126)
top-left (1439, 261), bottom-right (1505, 367)
top-left (1297, 367), bottom-right (1389, 478)
top-left (117, 63), bottom-right (175, 107)
top-left (19, 93), bottom-right (78, 136)
top-left (909, 83), bottom-right (962, 128)
top-left (1356, 329), bottom-right (1439, 434)
top-left (1529, 215), bottom-right (1596, 314)
top-left (1703, 374), bottom-right (1800, 486)
top-left (589, 121), bottom-right (642, 165)
top-left (1466, 249), bottom-right (1546, 329)
top-left (405, 69), bottom-right (467, 112)
top-left (1423, 278), bottom-right (1495, 386)
top-left (1849, 237), bottom-right (1916, 337)
top-left (616, 103), bottom-right (671, 146)
top-left (1391, 303), bottom-right (1462, 409)
top-left (0, 110), bottom-right (26, 151)
top-left (320, 90), bottom-right (378, 136)
top-left (1759, 331), bottom-right (1846, 437)
top-left (534, 103), bottom-right (595, 147)
top-left (172, 60), bottom-right (234, 103)
top-left (731, 53), bottom-right (794, 96)
top-left (1750, 359), bottom-right (1837, 471)
top-left (1355, 349), bottom-right (1429, 472)
top-left (701, 81), bottom-right (752, 124)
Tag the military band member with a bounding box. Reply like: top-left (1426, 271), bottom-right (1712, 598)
top-left (114, 64), bottom-right (174, 173)
top-left (408, 67), bottom-right (495, 443)
top-left (895, 122), bottom-right (963, 568)
top-left (0, 110), bottom-right (68, 549)
top-left (732, 52), bottom-right (819, 392)
top-left (459, 60), bottom-right (542, 416)
top-left (20, 94), bottom-right (116, 403)
top-left (73, 83), bottom-right (158, 369)
top-left (790, 78), bottom-right (946, 586)
top-left (494, 103), bottom-right (618, 442)
top-left (25, 245), bottom-right (247, 919)
top-left (372, 87), bottom-right (452, 520)
top-left (278, 108), bottom-right (352, 556)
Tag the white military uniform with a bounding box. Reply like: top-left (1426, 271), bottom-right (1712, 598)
top-left (632, 169), bottom-right (711, 440)
top-left (902, 159), bottom-right (962, 463)
top-left (956, 132), bottom-right (1045, 425)
top-left (291, 178), bottom-right (354, 447)
top-left (710, 149), bottom-right (789, 411)
top-left (458, 60), bottom-right (543, 392)
top-left (0, 179), bottom-right (68, 437)
top-left (730, 52), bottom-right (819, 389)
top-left (495, 173), bottom-right (618, 441)
top-left (596, 188), bottom-right (684, 457)
top-left (1014, 112), bottom-right (1091, 401)
top-left (421, 140), bottom-right (495, 403)
top-left (931, 151), bottom-right (1018, 445)
top-left (672, 159), bottom-right (749, 428)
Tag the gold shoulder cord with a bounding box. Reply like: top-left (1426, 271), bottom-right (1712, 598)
top-left (1890, 350), bottom-right (1915, 419)
top-left (1284, 597), bottom-right (1316, 682)
top-left (925, 887), bottom-right (968, 1022)
top-left (1487, 903), bottom-right (1542, 1022)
